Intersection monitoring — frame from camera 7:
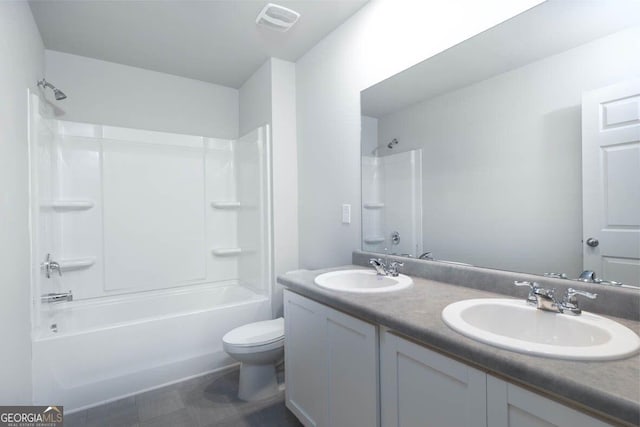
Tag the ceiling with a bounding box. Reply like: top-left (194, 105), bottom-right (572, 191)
top-left (362, 0), bottom-right (640, 118)
top-left (29, 0), bottom-right (368, 88)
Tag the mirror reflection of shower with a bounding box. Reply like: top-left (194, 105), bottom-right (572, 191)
top-left (361, 121), bottom-right (423, 256)
top-left (37, 78), bottom-right (67, 100)
top-left (371, 138), bottom-right (398, 156)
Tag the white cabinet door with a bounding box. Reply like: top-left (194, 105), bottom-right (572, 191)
top-left (487, 375), bottom-right (613, 427)
top-left (380, 331), bottom-right (486, 427)
top-left (284, 290), bottom-right (328, 427)
top-left (284, 290), bottom-right (379, 427)
top-left (326, 306), bottom-right (378, 427)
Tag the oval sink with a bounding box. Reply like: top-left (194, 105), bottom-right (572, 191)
top-left (315, 270), bottom-right (413, 293)
top-left (442, 298), bottom-right (640, 361)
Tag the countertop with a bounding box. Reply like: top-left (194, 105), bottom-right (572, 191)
top-left (277, 266), bottom-right (640, 427)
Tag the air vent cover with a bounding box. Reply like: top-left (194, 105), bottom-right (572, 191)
top-left (256, 3), bottom-right (300, 32)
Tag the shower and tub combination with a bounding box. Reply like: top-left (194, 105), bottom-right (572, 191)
top-left (28, 87), bottom-right (274, 411)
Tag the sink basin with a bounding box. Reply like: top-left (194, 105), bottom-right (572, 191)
top-left (442, 298), bottom-right (640, 361)
top-left (314, 270), bottom-right (413, 293)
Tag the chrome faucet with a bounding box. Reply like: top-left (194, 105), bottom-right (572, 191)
top-left (559, 288), bottom-right (598, 315)
top-left (544, 272), bottom-right (569, 279)
top-left (578, 270), bottom-right (597, 282)
top-left (513, 281), bottom-right (539, 305)
top-left (41, 253), bottom-right (62, 279)
top-left (418, 251), bottom-right (434, 260)
top-left (533, 287), bottom-right (560, 312)
top-left (513, 281), bottom-right (597, 315)
top-left (514, 281), bottom-right (560, 312)
top-left (41, 291), bottom-right (73, 303)
top-left (387, 261), bottom-right (404, 277)
top-left (369, 258), bottom-right (404, 277)
top-left (577, 270), bottom-right (624, 286)
top-left (369, 258), bottom-right (388, 276)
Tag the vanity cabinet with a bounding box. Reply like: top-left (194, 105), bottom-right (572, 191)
top-left (381, 330), bottom-right (614, 427)
top-left (283, 290), bottom-right (378, 427)
top-left (380, 331), bottom-right (487, 427)
top-left (284, 291), bottom-right (616, 427)
top-left (487, 376), bottom-right (612, 427)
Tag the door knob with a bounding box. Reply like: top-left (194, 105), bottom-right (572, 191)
top-left (586, 238), bottom-right (599, 248)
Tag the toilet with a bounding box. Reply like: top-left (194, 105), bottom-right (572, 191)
top-left (222, 317), bottom-right (285, 401)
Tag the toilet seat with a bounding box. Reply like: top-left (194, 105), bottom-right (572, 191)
top-left (223, 318), bottom-right (284, 354)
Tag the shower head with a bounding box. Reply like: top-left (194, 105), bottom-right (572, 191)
top-left (37, 79), bottom-right (67, 101)
top-left (52, 88), bottom-right (67, 101)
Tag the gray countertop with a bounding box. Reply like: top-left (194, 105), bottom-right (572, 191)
top-left (277, 266), bottom-right (640, 427)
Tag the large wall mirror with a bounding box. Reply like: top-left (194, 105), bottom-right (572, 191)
top-left (360, 0), bottom-right (640, 287)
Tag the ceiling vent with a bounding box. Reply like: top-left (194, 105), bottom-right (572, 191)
top-left (256, 3), bottom-right (300, 32)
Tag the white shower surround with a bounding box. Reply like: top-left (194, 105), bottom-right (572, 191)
top-left (29, 94), bottom-right (273, 410)
top-left (361, 149), bottom-right (423, 255)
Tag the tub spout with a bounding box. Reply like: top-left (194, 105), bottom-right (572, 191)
top-left (41, 291), bottom-right (73, 303)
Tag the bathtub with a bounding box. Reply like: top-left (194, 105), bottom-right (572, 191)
top-left (32, 283), bottom-right (270, 412)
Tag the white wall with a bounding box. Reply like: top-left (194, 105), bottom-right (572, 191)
top-left (239, 58), bottom-right (298, 316)
top-left (45, 50), bottom-right (238, 138)
top-left (239, 60), bottom-right (271, 136)
top-left (270, 58), bottom-right (298, 316)
top-left (0, 1), bottom-right (44, 404)
top-left (377, 27), bottom-right (640, 276)
top-left (296, 0), bottom-right (544, 269)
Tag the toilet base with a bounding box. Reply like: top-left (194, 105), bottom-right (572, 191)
top-left (238, 362), bottom-right (279, 401)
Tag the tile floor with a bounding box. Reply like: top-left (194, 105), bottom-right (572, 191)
top-left (63, 367), bottom-right (302, 427)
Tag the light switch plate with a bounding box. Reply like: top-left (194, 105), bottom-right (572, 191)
top-left (342, 204), bottom-right (351, 224)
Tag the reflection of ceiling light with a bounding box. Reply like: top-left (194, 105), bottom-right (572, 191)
top-left (256, 3), bottom-right (300, 32)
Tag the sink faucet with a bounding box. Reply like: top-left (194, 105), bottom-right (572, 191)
top-left (513, 281), bottom-right (597, 315)
top-left (514, 281), bottom-right (560, 311)
top-left (578, 270), bottom-right (597, 282)
top-left (369, 258), bottom-right (388, 276)
top-left (559, 288), bottom-right (598, 315)
top-left (369, 258), bottom-right (404, 277)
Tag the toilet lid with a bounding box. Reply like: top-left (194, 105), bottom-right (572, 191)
top-left (223, 317), bottom-right (284, 347)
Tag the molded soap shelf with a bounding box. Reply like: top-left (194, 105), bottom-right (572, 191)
top-left (211, 201), bottom-right (241, 209)
top-left (42, 200), bottom-right (95, 210)
top-left (363, 202), bottom-right (385, 209)
top-left (211, 248), bottom-right (242, 256)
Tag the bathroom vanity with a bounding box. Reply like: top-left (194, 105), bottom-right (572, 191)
top-left (278, 257), bottom-right (640, 427)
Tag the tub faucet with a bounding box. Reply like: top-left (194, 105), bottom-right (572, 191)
top-left (41, 291), bottom-right (73, 304)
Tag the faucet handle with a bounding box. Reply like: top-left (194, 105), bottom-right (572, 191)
top-left (566, 288), bottom-right (597, 300)
top-left (513, 280), bottom-right (539, 288)
top-left (544, 272), bottom-right (568, 279)
top-left (388, 261), bottom-right (404, 277)
top-left (561, 288), bottom-right (597, 315)
top-left (513, 281), bottom-right (539, 304)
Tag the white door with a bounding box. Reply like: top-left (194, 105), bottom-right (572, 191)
top-left (582, 79), bottom-right (640, 286)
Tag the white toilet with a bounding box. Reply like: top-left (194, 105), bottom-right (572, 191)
top-left (222, 317), bottom-right (285, 401)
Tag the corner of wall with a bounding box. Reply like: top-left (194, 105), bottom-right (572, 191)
top-left (0, 0), bottom-right (45, 404)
